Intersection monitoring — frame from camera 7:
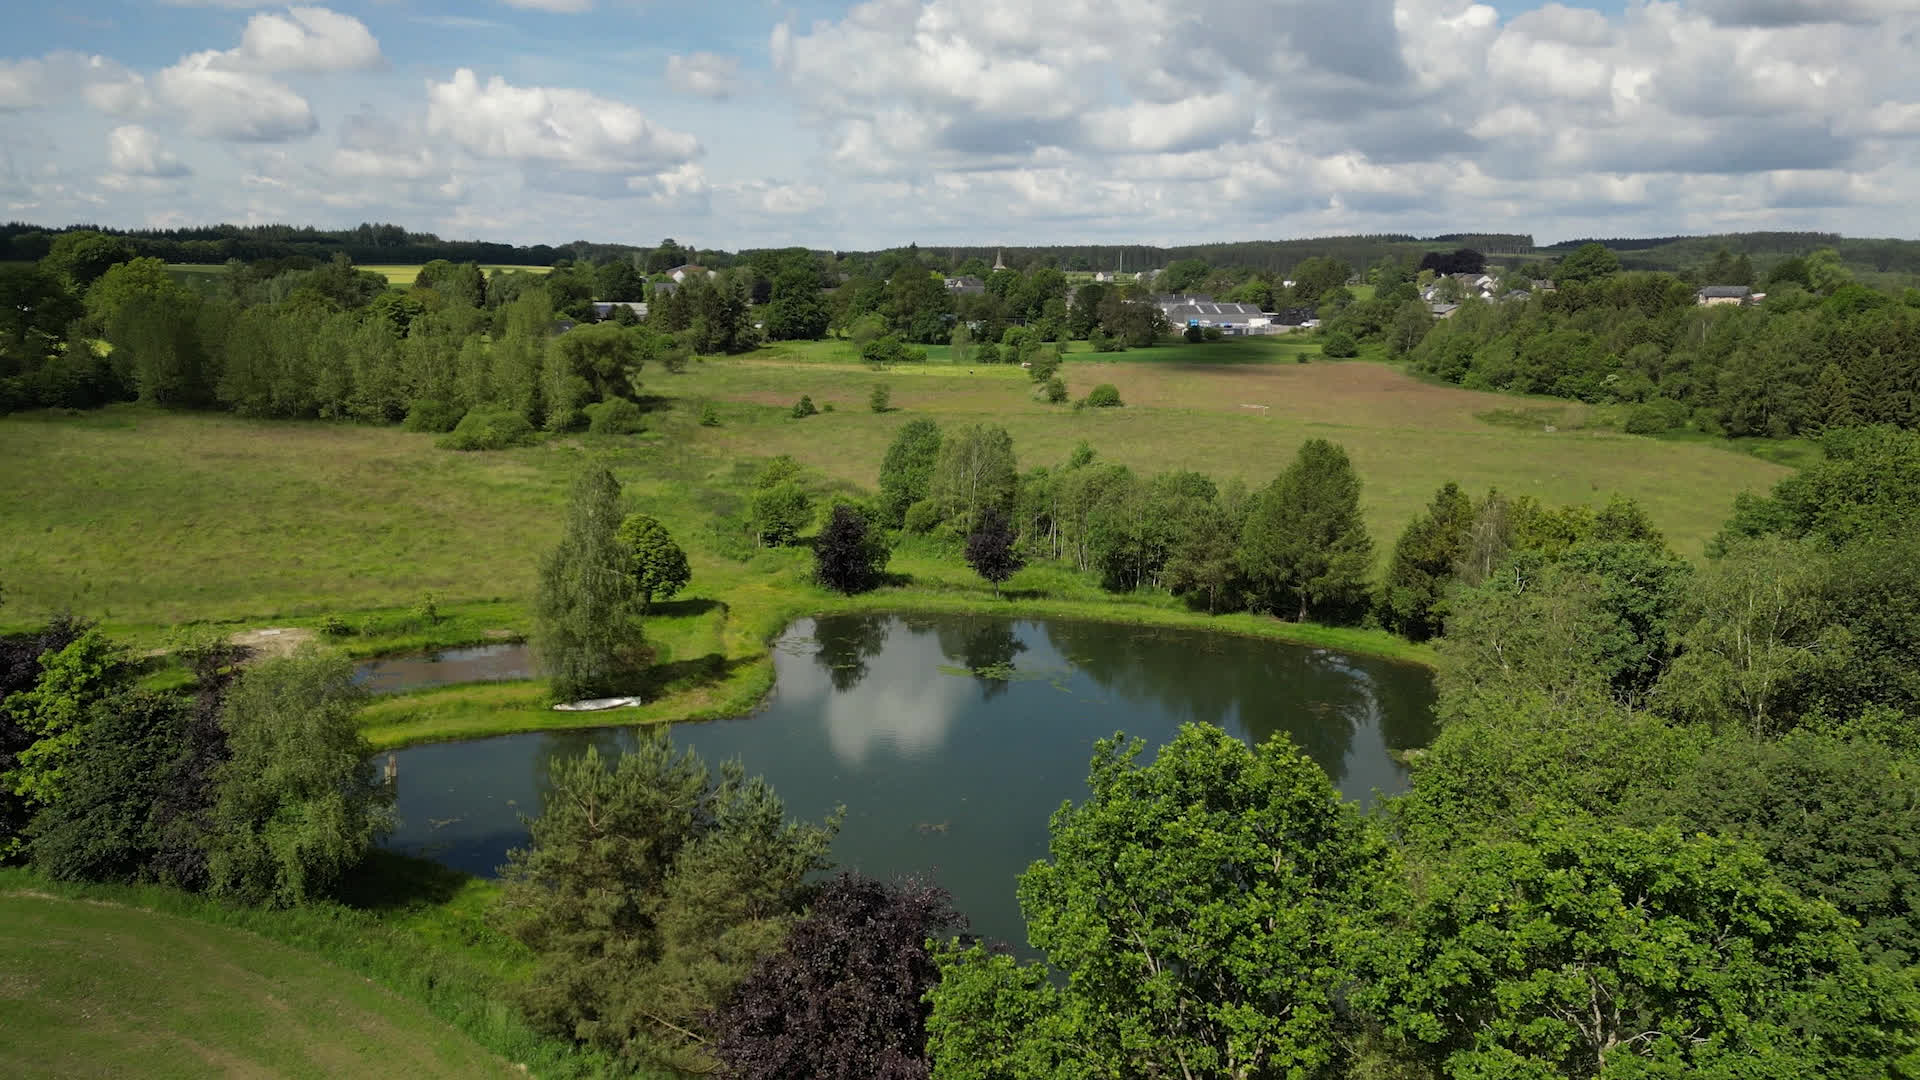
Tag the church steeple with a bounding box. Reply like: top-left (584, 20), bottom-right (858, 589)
top-left (992, 249), bottom-right (1006, 271)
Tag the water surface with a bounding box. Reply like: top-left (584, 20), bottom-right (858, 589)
top-left (356, 642), bottom-right (532, 695)
top-left (382, 615), bottom-right (1435, 950)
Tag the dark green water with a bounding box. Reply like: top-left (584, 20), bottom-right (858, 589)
top-left (381, 614), bottom-right (1436, 951)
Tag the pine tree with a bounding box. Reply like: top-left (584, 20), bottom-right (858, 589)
top-left (535, 465), bottom-right (647, 701)
top-left (1239, 439), bottom-right (1373, 622)
top-left (1377, 482), bottom-right (1473, 639)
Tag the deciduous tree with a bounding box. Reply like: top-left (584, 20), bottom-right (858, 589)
top-left (963, 507), bottom-right (1023, 595)
top-left (1239, 438), bottom-right (1373, 622)
top-left (615, 514), bottom-right (691, 613)
top-left (535, 465), bottom-right (648, 700)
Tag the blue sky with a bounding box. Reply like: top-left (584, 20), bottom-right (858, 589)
top-left (5, 0), bottom-right (1919, 249)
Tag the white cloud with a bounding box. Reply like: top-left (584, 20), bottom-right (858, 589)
top-left (232, 7), bottom-right (383, 73)
top-left (665, 52), bottom-right (741, 99)
top-left (425, 68), bottom-right (700, 172)
top-left (156, 50), bottom-right (316, 141)
top-left (0, 52), bottom-right (148, 114)
top-left (106, 125), bottom-right (189, 177)
top-left (495, 0), bottom-right (593, 11)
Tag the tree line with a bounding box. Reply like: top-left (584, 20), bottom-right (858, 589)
top-left (1405, 253), bottom-right (1920, 435)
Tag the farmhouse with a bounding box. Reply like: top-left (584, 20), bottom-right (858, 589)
top-left (1159, 298), bottom-right (1271, 333)
top-left (666, 264), bottom-right (715, 283)
top-left (591, 301), bottom-right (648, 319)
top-left (945, 275), bottom-right (986, 296)
top-left (1697, 285), bottom-right (1757, 306)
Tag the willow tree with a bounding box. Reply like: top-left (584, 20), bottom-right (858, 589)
top-left (536, 465), bottom-right (647, 701)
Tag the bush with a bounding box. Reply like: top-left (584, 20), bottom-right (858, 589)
top-left (1089, 330), bottom-right (1123, 353)
top-left (1044, 377), bottom-right (1069, 404)
top-left (1321, 331), bottom-right (1360, 358)
top-left (1624, 398), bottom-right (1690, 435)
top-left (861, 336), bottom-right (926, 367)
top-left (1202, 326), bottom-right (1224, 342)
top-left (402, 398), bottom-right (464, 433)
top-left (869, 384), bottom-right (891, 413)
top-left (318, 614), bottom-right (352, 637)
top-left (903, 499), bottom-right (942, 535)
top-left (699, 402), bottom-right (721, 427)
top-left (974, 342), bottom-right (1000, 365)
top-left (1027, 347), bottom-right (1061, 383)
top-left (1296, 351), bottom-right (1310, 364)
top-left (822, 401), bottom-right (835, 413)
top-left (583, 397), bottom-right (645, 435)
top-left (411, 592), bottom-right (440, 626)
top-left (1184, 324), bottom-right (1204, 343)
top-left (437, 409), bottom-right (537, 451)
top-left (792, 395), bottom-right (818, 418)
top-left (1085, 383), bottom-right (1123, 408)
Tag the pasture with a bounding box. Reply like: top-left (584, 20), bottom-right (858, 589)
top-left (163, 263), bottom-right (553, 287)
top-left (0, 891), bottom-right (520, 1079)
top-left (0, 341), bottom-right (1787, 636)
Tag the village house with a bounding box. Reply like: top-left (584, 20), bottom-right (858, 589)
top-left (1697, 285), bottom-right (1758, 306)
top-left (1157, 297), bottom-right (1271, 334)
top-left (590, 301), bottom-right (648, 320)
top-left (945, 275), bottom-right (986, 296)
top-left (666, 264), bottom-right (716, 283)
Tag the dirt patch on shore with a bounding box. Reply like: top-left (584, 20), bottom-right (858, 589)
top-left (228, 627), bottom-right (315, 658)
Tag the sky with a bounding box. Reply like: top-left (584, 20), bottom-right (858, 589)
top-left (4, 0), bottom-right (1920, 251)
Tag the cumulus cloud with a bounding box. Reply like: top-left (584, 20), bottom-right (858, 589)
top-left (0, 52), bottom-right (148, 114)
top-left (231, 7), bottom-right (383, 73)
top-left (426, 68), bottom-right (700, 172)
top-left (156, 50), bottom-right (317, 140)
top-left (665, 52), bottom-right (741, 99)
top-left (1692, 0), bottom-right (1920, 25)
top-left (106, 125), bottom-right (189, 177)
top-left (495, 0), bottom-right (593, 11)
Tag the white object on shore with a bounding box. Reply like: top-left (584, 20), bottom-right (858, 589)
top-left (552, 697), bottom-right (644, 713)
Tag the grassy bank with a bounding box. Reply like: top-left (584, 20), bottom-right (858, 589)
top-left (0, 861), bottom-right (615, 1078)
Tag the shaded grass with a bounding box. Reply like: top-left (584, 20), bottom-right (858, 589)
top-left (0, 876), bottom-right (574, 1079)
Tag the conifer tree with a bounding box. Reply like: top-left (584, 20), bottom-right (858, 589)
top-left (1239, 439), bottom-right (1373, 622)
top-left (535, 465), bottom-right (647, 700)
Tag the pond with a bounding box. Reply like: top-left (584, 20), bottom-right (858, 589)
top-left (381, 614), bottom-right (1436, 952)
top-left (355, 642), bottom-right (533, 695)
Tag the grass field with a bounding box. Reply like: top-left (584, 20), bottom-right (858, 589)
top-left (0, 889), bottom-right (520, 1079)
top-left (0, 340), bottom-right (1793, 743)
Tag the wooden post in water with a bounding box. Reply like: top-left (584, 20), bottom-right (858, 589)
top-left (384, 753), bottom-right (397, 787)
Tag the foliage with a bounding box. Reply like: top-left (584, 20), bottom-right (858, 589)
top-left (1164, 498), bottom-right (1246, 615)
top-left (204, 648), bottom-right (391, 907)
top-left (1240, 438), bottom-right (1373, 622)
top-left (1376, 482), bottom-right (1473, 639)
top-left (583, 397), bottom-right (645, 435)
top-left (1554, 241), bottom-right (1622, 283)
top-left (1361, 819), bottom-right (1918, 1079)
top-left (870, 383), bottom-right (892, 413)
top-left (3, 628), bottom-right (125, 816)
top-left (615, 514), bottom-right (691, 613)
top-left (498, 735), bottom-right (837, 1070)
top-left (1083, 383), bottom-right (1122, 407)
top-left (710, 872), bottom-right (964, 1079)
top-left (878, 418), bottom-right (943, 527)
top-left (751, 482), bottom-right (814, 547)
top-left (698, 401), bottom-right (720, 426)
top-left (27, 690), bottom-right (189, 883)
top-left (963, 508), bottom-right (1024, 595)
top-left (1320, 330), bottom-right (1360, 358)
top-left (791, 394), bottom-right (818, 418)
top-left (932, 423), bottom-right (1017, 535)
top-left (764, 263), bottom-right (830, 341)
top-left (927, 724), bottom-right (1392, 1080)
top-left (533, 466), bottom-right (648, 701)
top-left (814, 504), bottom-right (890, 595)
top-left (1718, 425), bottom-right (1920, 549)
top-left (437, 409), bottom-right (538, 451)
top-left (402, 397), bottom-right (465, 433)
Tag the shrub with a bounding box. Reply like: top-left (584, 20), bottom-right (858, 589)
top-left (411, 592), bottom-right (440, 626)
top-left (1624, 398), bottom-right (1690, 435)
top-left (1321, 331), bottom-right (1360, 358)
top-left (1202, 326), bottom-right (1224, 342)
top-left (1089, 330), bottom-right (1123, 353)
top-left (318, 614), bottom-right (352, 637)
top-left (814, 504), bottom-right (890, 594)
top-left (903, 499), bottom-right (941, 535)
top-left (402, 398), bottom-right (464, 433)
top-left (1297, 351), bottom-right (1310, 364)
top-left (1184, 324), bottom-right (1204, 343)
top-left (822, 401), bottom-right (835, 413)
top-left (1044, 377), bottom-right (1069, 403)
top-left (861, 336), bottom-right (926, 367)
top-left (437, 409), bottom-right (537, 451)
top-left (1086, 383), bottom-right (1123, 408)
top-left (869, 384), bottom-right (891, 413)
top-left (974, 342), bottom-right (1000, 365)
top-left (1027, 347), bottom-right (1061, 383)
top-left (752, 484), bottom-right (814, 547)
top-left (792, 395), bottom-right (818, 418)
top-left (699, 402), bottom-right (721, 427)
top-left (584, 397), bottom-right (645, 435)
